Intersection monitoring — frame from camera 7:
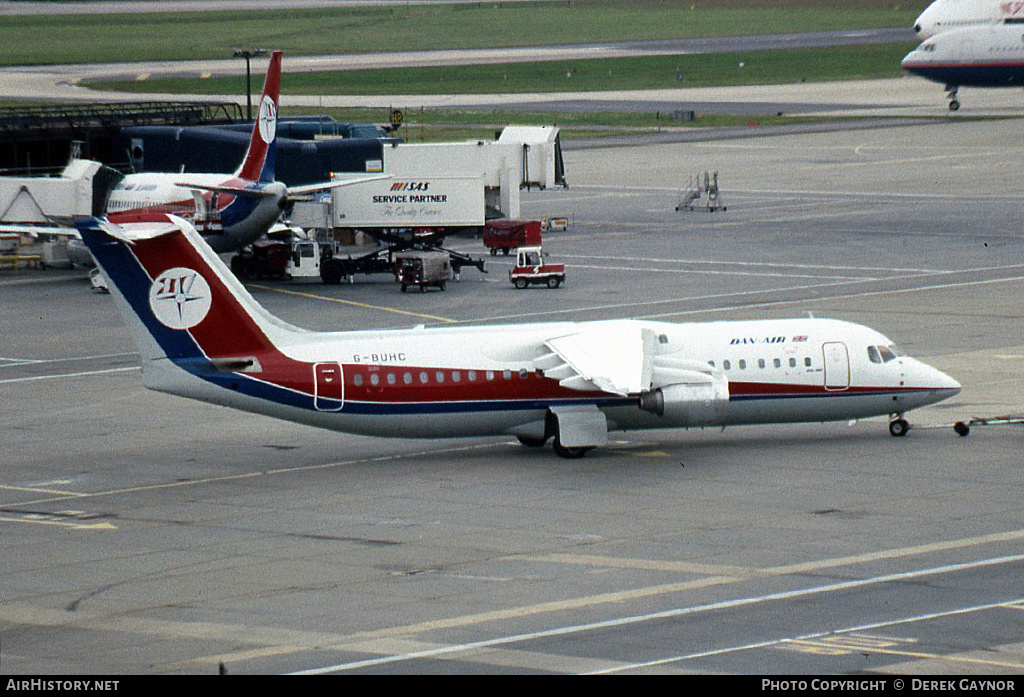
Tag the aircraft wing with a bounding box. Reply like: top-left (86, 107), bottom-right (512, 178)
top-left (287, 175), bottom-right (391, 197)
top-left (0, 223), bottom-right (79, 238)
top-left (173, 183), bottom-right (280, 198)
top-left (534, 324), bottom-right (655, 395)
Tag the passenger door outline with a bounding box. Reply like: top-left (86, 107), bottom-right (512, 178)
top-left (822, 342), bottom-right (850, 391)
top-left (314, 362), bottom-right (344, 411)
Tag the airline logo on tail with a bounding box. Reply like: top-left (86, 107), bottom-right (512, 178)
top-left (258, 94), bottom-right (277, 146)
top-left (149, 267), bottom-right (212, 330)
top-left (235, 50), bottom-right (282, 184)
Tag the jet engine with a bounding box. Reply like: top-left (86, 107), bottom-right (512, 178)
top-left (637, 357), bottom-right (729, 427)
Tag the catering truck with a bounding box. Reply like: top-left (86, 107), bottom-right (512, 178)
top-left (291, 175), bottom-right (488, 284)
top-left (324, 175), bottom-right (485, 234)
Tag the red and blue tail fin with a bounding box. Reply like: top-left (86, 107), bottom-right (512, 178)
top-left (234, 50), bottom-right (281, 184)
top-left (74, 215), bottom-right (328, 411)
top-left (75, 215), bottom-right (300, 367)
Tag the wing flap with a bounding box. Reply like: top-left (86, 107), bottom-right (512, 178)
top-left (539, 323), bottom-right (655, 395)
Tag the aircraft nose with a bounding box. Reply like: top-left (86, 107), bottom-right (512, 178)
top-left (900, 48), bottom-right (921, 70)
top-left (912, 360), bottom-right (961, 397)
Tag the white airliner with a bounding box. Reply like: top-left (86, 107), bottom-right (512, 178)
top-left (75, 215), bottom-right (962, 458)
top-left (901, 24), bottom-right (1024, 109)
top-left (913, 0), bottom-right (1024, 39)
top-left (104, 50), bottom-right (286, 253)
top-left (103, 50), bottom-right (379, 254)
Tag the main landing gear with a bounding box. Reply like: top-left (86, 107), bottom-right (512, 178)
top-left (516, 434), bottom-right (594, 458)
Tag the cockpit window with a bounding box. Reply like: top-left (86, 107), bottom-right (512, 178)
top-left (869, 345), bottom-right (903, 363)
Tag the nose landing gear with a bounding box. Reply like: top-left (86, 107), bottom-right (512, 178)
top-left (945, 84), bottom-right (960, 111)
top-left (889, 417), bottom-right (910, 437)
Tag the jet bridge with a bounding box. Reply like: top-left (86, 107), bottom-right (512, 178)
top-left (0, 159), bottom-right (121, 225)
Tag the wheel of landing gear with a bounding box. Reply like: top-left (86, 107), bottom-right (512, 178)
top-left (954, 421), bottom-right (971, 437)
top-left (889, 418), bottom-right (909, 437)
top-left (552, 438), bottom-right (593, 459)
top-left (517, 435), bottom-right (549, 448)
top-left (949, 99), bottom-right (960, 111)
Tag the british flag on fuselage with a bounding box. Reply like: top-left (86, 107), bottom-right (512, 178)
top-left (104, 50), bottom-right (287, 253)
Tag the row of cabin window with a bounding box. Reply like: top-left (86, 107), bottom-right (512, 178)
top-left (352, 368), bottom-right (529, 387)
top-left (709, 357), bottom-right (813, 371)
top-left (106, 200), bottom-right (190, 213)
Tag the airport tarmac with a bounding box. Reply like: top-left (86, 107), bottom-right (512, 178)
top-left (2, 115), bottom-right (1023, 675)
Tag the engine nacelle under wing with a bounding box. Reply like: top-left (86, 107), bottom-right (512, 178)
top-left (637, 368), bottom-right (729, 427)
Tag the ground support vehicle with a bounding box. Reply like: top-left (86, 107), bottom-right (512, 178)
top-left (676, 171), bottom-right (726, 212)
top-left (484, 219), bottom-right (541, 256)
top-left (394, 250), bottom-right (452, 292)
top-left (319, 230), bottom-right (485, 285)
top-left (509, 246), bottom-right (565, 289)
top-left (230, 238), bottom-right (292, 280)
top-left (229, 225), bottom-right (323, 282)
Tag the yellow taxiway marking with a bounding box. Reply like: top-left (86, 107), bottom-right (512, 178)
top-left (525, 528), bottom-right (1024, 581)
top-left (250, 284), bottom-right (455, 323)
top-left (0, 515), bottom-right (116, 531)
top-left (527, 553), bottom-right (758, 578)
top-left (762, 528), bottom-right (1024, 576)
top-left (783, 637), bottom-right (1024, 670)
top-left (0, 483), bottom-right (85, 496)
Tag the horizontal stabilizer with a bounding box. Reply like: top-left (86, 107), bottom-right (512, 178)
top-left (78, 215), bottom-right (184, 244)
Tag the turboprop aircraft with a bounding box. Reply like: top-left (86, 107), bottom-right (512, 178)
top-left (76, 215), bottom-right (962, 458)
top-left (913, 0), bottom-right (1024, 39)
top-left (901, 24), bottom-right (1024, 109)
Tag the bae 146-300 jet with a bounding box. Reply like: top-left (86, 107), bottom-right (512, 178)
top-left (75, 214), bottom-right (962, 458)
